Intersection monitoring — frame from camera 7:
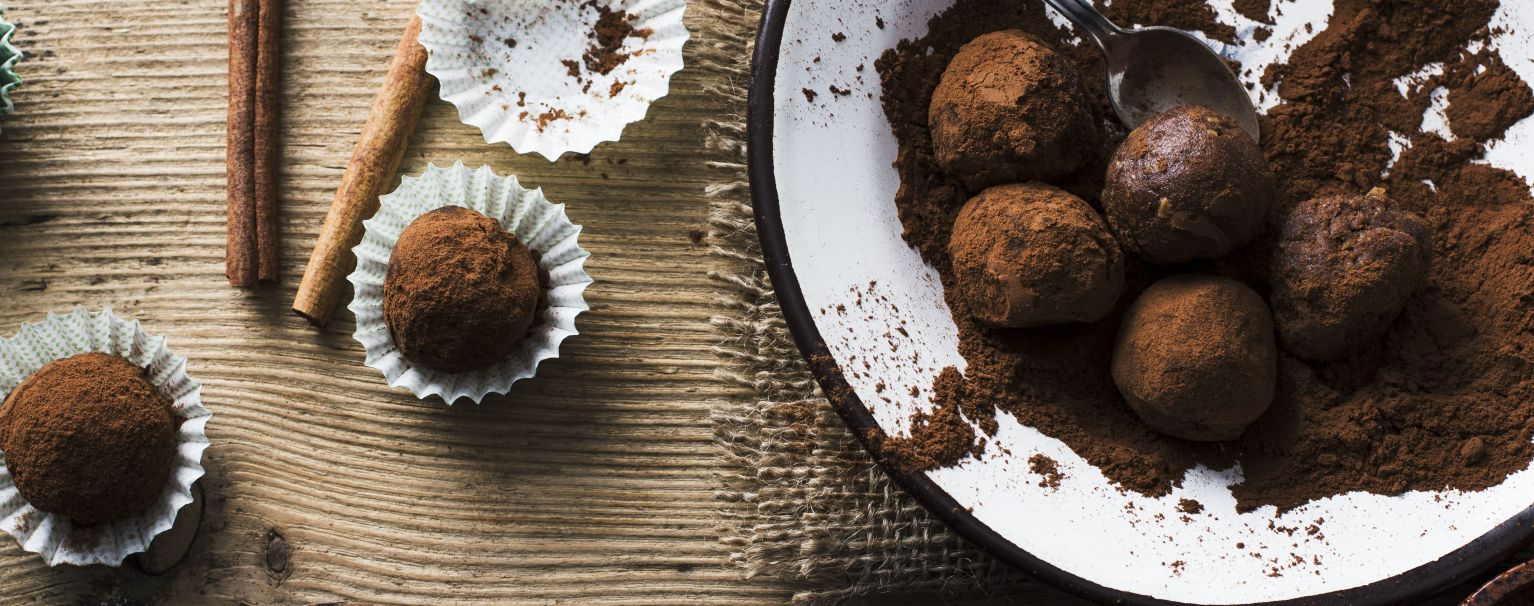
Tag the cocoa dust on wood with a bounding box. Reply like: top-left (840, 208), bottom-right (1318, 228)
top-left (873, 0), bottom-right (1534, 512)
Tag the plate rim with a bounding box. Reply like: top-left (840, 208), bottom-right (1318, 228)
top-left (744, 1), bottom-right (1534, 603)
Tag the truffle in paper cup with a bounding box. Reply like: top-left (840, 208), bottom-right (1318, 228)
top-left (418, 0), bottom-right (688, 161)
top-left (0, 2), bottom-right (21, 120)
top-left (0, 307), bottom-right (211, 567)
top-left (348, 162), bottom-right (593, 404)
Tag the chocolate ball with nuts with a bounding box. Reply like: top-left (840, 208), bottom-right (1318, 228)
top-left (1269, 188), bottom-right (1431, 362)
top-left (1112, 275), bottom-right (1277, 441)
top-left (928, 30), bottom-right (1099, 191)
top-left (1103, 105), bottom-right (1277, 264)
top-left (948, 182), bottom-right (1125, 328)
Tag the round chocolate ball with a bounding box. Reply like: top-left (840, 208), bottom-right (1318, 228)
top-left (1270, 189), bottom-right (1431, 362)
top-left (948, 182), bottom-right (1125, 328)
top-left (0, 353), bottom-right (177, 525)
top-left (1112, 275), bottom-right (1277, 441)
top-left (384, 206), bottom-right (542, 373)
top-left (928, 30), bottom-right (1099, 191)
top-left (1102, 105), bottom-right (1277, 264)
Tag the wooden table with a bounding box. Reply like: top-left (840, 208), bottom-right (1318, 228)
top-left (0, 1), bottom-right (804, 603)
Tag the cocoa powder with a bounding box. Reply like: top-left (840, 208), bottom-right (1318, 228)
top-left (1231, 0), bottom-right (1273, 25)
top-left (582, 1), bottom-right (651, 76)
top-left (875, 0), bottom-right (1534, 511)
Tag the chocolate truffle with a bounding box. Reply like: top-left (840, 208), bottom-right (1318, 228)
top-left (1102, 105), bottom-right (1277, 264)
top-left (948, 183), bottom-right (1125, 328)
top-left (0, 353), bottom-right (177, 525)
top-left (1112, 275), bottom-right (1277, 441)
top-left (928, 30), bottom-right (1098, 191)
top-left (384, 206), bottom-right (542, 373)
top-left (1270, 188), bottom-right (1431, 361)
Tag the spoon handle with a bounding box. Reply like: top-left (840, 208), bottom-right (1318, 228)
top-left (1041, 0), bottom-right (1124, 51)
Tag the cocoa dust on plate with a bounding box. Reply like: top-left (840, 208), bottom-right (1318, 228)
top-left (869, 0), bottom-right (1534, 512)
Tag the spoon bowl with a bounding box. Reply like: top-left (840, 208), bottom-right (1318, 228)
top-left (1107, 27), bottom-right (1259, 140)
top-left (1044, 0), bottom-right (1260, 141)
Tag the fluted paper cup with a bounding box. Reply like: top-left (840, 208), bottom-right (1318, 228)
top-left (0, 2), bottom-right (21, 121)
top-left (348, 162), bottom-right (593, 404)
top-left (418, 0), bottom-right (689, 160)
top-left (0, 307), bottom-right (211, 567)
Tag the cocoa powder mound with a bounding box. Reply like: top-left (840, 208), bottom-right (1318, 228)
top-left (1446, 51), bottom-right (1534, 143)
top-left (875, 0), bottom-right (1534, 511)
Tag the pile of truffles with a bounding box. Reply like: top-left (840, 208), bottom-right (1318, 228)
top-left (930, 31), bottom-right (1432, 442)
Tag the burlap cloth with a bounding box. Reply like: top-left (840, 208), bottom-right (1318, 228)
top-left (700, 1), bottom-right (1048, 603)
top-left (700, 1), bottom-right (1531, 604)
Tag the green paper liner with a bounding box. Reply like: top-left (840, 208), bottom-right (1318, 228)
top-left (0, 2), bottom-right (20, 119)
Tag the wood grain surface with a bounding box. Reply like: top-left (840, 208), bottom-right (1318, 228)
top-left (0, 1), bottom-right (790, 603)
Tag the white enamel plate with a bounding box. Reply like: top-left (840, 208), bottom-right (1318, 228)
top-left (748, 1), bottom-right (1534, 604)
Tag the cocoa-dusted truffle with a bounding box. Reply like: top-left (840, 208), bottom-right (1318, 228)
top-left (948, 183), bottom-right (1124, 328)
top-left (384, 206), bottom-right (542, 373)
top-left (1102, 105), bottom-right (1277, 264)
top-left (1270, 188), bottom-right (1431, 361)
top-left (1112, 275), bottom-right (1277, 441)
top-left (928, 30), bottom-right (1098, 191)
top-left (0, 353), bottom-right (177, 525)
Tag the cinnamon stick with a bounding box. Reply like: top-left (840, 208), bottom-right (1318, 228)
top-left (226, 0), bottom-right (258, 287)
top-left (292, 14), bottom-right (432, 326)
top-left (253, 0), bottom-right (283, 284)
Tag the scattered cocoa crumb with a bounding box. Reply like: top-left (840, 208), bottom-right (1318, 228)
top-left (1232, 0), bottom-right (1274, 24)
top-left (1177, 499), bottom-right (1204, 515)
top-left (1029, 454), bottom-right (1066, 489)
top-left (802, 88), bottom-right (818, 102)
top-left (583, 1), bottom-right (653, 76)
top-left (536, 108), bottom-right (572, 131)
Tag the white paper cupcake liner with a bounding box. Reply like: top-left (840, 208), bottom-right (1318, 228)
top-left (348, 162), bottom-right (593, 404)
top-left (418, 0), bottom-right (689, 160)
top-left (0, 307), bottom-right (211, 567)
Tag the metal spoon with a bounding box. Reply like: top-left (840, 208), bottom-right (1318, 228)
top-left (1042, 0), bottom-right (1261, 141)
